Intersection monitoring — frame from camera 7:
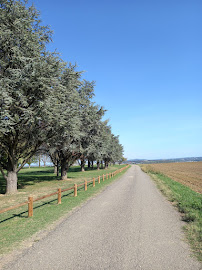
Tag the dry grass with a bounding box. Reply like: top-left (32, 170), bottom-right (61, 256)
top-left (141, 162), bottom-right (202, 194)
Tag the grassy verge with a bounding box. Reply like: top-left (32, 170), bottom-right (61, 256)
top-left (0, 165), bottom-right (129, 255)
top-left (140, 164), bottom-right (202, 261)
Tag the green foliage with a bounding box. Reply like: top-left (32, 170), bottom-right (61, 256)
top-left (27, 156), bottom-right (39, 168)
top-left (0, 0), bottom-right (64, 172)
top-left (0, 0), bottom-right (124, 192)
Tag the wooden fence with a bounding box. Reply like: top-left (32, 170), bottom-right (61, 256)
top-left (0, 165), bottom-right (129, 218)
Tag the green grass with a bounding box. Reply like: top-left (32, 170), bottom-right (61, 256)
top-left (0, 165), bottom-right (121, 194)
top-left (140, 165), bottom-right (202, 261)
top-left (0, 165), bottom-right (126, 210)
top-left (0, 165), bottom-right (129, 255)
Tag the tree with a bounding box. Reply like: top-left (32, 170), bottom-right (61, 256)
top-left (27, 156), bottom-right (38, 169)
top-left (77, 81), bottom-right (105, 172)
top-left (99, 122), bottom-right (123, 168)
top-left (86, 119), bottom-right (106, 170)
top-left (118, 157), bottom-right (127, 165)
top-left (41, 154), bottom-right (50, 167)
top-left (0, 0), bottom-right (67, 193)
top-left (47, 68), bottom-right (82, 180)
top-left (0, 0), bottom-right (125, 193)
top-left (49, 148), bottom-right (60, 176)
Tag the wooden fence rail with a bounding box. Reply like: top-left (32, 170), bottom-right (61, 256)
top-left (0, 165), bottom-right (129, 218)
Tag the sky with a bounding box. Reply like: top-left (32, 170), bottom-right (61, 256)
top-left (30, 0), bottom-right (202, 160)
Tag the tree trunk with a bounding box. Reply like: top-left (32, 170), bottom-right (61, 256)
top-left (80, 157), bottom-right (85, 172)
top-left (97, 161), bottom-right (100, 170)
top-left (101, 160), bottom-right (103, 169)
top-left (54, 165), bottom-right (57, 174)
top-left (29, 164), bottom-right (31, 169)
top-left (57, 161), bottom-right (59, 177)
top-left (105, 161), bottom-right (108, 169)
top-left (91, 161), bottom-right (94, 169)
top-left (61, 160), bottom-right (67, 180)
top-left (88, 160), bottom-right (91, 168)
top-left (6, 170), bottom-right (18, 194)
top-left (39, 155), bottom-right (41, 168)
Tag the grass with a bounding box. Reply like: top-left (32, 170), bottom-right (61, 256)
top-left (0, 164), bottom-right (129, 255)
top-left (0, 165), bottom-right (125, 209)
top-left (140, 164), bottom-right (202, 261)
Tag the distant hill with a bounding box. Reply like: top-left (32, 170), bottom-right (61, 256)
top-left (126, 157), bottom-right (202, 164)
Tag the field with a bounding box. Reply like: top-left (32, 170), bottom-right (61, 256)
top-left (141, 162), bottom-right (202, 194)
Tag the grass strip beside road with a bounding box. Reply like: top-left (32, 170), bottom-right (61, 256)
top-left (0, 165), bottom-right (129, 255)
top-left (140, 165), bottom-right (202, 262)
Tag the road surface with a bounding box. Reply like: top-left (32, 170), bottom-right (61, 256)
top-left (3, 165), bottom-right (201, 270)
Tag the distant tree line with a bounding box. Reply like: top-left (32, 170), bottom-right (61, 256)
top-left (0, 0), bottom-right (124, 194)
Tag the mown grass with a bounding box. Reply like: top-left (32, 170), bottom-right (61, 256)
top-left (0, 165), bottom-right (124, 209)
top-left (0, 165), bottom-right (129, 255)
top-left (0, 165), bottom-right (120, 194)
top-left (140, 164), bottom-right (202, 261)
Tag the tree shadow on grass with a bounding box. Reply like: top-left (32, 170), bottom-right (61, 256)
top-left (0, 166), bottom-right (107, 194)
top-left (0, 168), bottom-right (61, 194)
top-left (68, 166), bottom-right (101, 173)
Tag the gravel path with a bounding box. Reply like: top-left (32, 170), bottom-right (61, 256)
top-left (4, 165), bottom-right (201, 270)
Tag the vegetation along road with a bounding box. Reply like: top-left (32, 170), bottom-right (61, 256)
top-left (3, 165), bottom-right (201, 270)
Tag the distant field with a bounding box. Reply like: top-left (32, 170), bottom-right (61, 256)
top-left (141, 162), bottom-right (202, 194)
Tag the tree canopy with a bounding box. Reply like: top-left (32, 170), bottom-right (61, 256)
top-left (0, 0), bottom-right (124, 194)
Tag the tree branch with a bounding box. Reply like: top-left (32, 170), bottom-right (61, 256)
top-left (16, 143), bottom-right (41, 173)
top-left (0, 166), bottom-right (7, 181)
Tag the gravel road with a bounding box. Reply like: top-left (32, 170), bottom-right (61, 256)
top-left (4, 165), bottom-right (201, 270)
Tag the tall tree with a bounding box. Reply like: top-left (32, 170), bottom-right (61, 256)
top-left (99, 122), bottom-right (123, 168)
top-left (86, 119), bottom-right (106, 170)
top-left (27, 156), bottom-right (38, 169)
top-left (0, 0), bottom-right (68, 193)
top-left (47, 68), bottom-right (82, 180)
top-left (77, 80), bottom-right (105, 172)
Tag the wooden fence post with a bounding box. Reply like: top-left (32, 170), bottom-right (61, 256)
top-left (84, 180), bottom-right (87, 191)
top-left (74, 184), bottom-right (77, 197)
top-left (58, 188), bottom-right (61, 204)
top-left (28, 196), bottom-right (33, 217)
top-left (93, 178), bottom-right (95, 187)
top-left (98, 176), bottom-right (100, 184)
top-left (103, 174), bottom-right (104, 181)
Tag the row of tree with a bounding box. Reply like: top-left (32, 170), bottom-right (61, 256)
top-left (0, 0), bottom-right (124, 194)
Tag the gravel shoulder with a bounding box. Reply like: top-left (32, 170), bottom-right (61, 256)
top-left (3, 165), bottom-right (201, 270)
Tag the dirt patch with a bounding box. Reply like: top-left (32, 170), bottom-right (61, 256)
top-left (141, 162), bottom-right (202, 194)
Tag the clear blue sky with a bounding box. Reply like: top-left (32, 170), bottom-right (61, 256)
top-left (31, 0), bottom-right (202, 160)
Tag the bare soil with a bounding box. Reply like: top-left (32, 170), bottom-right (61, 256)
top-left (141, 162), bottom-right (202, 193)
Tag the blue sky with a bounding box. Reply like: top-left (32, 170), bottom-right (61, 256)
top-left (31, 0), bottom-right (202, 159)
